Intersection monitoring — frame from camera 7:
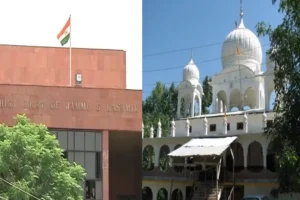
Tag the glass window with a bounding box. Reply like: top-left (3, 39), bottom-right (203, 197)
top-left (85, 152), bottom-right (96, 179)
top-left (75, 152), bottom-right (85, 168)
top-left (85, 132), bottom-right (95, 151)
top-left (96, 152), bottom-right (102, 179)
top-left (95, 132), bottom-right (102, 151)
top-left (237, 122), bottom-right (244, 130)
top-left (57, 131), bottom-right (68, 149)
top-left (68, 131), bottom-right (74, 150)
top-left (209, 124), bottom-right (216, 132)
top-left (68, 152), bottom-right (74, 163)
top-left (75, 132), bottom-right (85, 151)
top-left (96, 181), bottom-right (102, 199)
top-left (85, 180), bottom-right (96, 199)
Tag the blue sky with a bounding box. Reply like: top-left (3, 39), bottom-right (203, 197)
top-left (142, 0), bottom-right (283, 101)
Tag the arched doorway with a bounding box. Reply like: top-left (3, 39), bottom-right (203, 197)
top-left (171, 189), bottom-right (183, 200)
top-left (142, 187), bottom-right (153, 200)
top-left (159, 145), bottom-right (170, 172)
top-left (142, 145), bottom-right (155, 171)
top-left (157, 188), bottom-right (168, 200)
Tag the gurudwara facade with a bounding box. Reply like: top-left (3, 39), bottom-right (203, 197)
top-left (142, 5), bottom-right (299, 200)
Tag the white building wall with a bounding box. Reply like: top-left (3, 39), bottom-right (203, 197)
top-left (168, 111), bottom-right (273, 138)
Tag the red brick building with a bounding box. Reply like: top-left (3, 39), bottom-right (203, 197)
top-left (0, 44), bottom-right (142, 200)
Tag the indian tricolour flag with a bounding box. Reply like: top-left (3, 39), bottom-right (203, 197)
top-left (57, 17), bottom-right (71, 46)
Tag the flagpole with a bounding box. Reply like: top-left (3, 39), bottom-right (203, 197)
top-left (69, 14), bottom-right (72, 86)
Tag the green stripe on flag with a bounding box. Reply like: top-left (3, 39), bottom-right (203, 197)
top-left (60, 33), bottom-right (70, 46)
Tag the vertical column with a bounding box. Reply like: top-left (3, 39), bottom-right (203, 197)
top-left (215, 98), bottom-right (219, 113)
top-left (181, 187), bottom-right (186, 200)
top-left (264, 89), bottom-right (269, 111)
top-left (199, 98), bottom-right (202, 115)
top-left (244, 113), bottom-right (248, 133)
top-left (224, 117), bottom-right (228, 135)
top-left (171, 119), bottom-right (176, 137)
top-left (157, 120), bottom-right (162, 138)
top-left (185, 118), bottom-right (190, 137)
top-left (102, 130), bottom-right (109, 200)
top-left (220, 100), bottom-right (223, 113)
top-left (263, 145), bottom-right (267, 169)
top-left (154, 145), bottom-right (160, 167)
top-left (242, 142), bottom-right (248, 169)
top-left (152, 187), bottom-right (158, 200)
top-left (191, 94), bottom-right (195, 117)
top-left (256, 85), bottom-right (261, 109)
top-left (204, 117), bottom-right (208, 135)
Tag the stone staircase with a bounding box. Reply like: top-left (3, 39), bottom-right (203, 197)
top-left (192, 184), bottom-right (221, 200)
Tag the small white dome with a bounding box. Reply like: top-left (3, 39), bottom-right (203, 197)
top-left (183, 58), bottom-right (199, 81)
top-left (266, 52), bottom-right (275, 71)
top-left (221, 18), bottom-right (262, 72)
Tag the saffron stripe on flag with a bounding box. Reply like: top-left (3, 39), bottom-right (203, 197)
top-left (57, 17), bottom-right (71, 40)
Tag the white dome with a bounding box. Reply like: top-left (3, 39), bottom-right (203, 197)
top-left (221, 19), bottom-right (262, 72)
top-left (183, 58), bottom-right (199, 81)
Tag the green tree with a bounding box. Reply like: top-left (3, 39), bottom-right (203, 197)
top-left (202, 76), bottom-right (213, 114)
top-left (0, 114), bottom-right (86, 200)
top-left (256, 0), bottom-right (300, 196)
top-left (143, 82), bottom-right (178, 138)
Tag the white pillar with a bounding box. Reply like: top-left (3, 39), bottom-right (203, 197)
top-left (215, 98), bottom-right (219, 113)
top-left (157, 120), bottom-right (162, 138)
top-left (256, 85), bottom-right (261, 109)
top-left (220, 100), bottom-right (223, 113)
top-left (224, 116), bottom-right (228, 135)
top-left (264, 89), bottom-right (269, 111)
top-left (262, 112), bottom-right (267, 129)
top-left (199, 97), bottom-right (202, 115)
top-left (171, 119), bottom-right (176, 137)
top-left (263, 146), bottom-right (267, 169)
top-left (150, 126), bottom-right (154, 138)
top-left (242, 142), bottom-right (249, 169)
top-left (191, 94), bottom-right (195, 117)
top-left (154, 145), bottom-right (160, 167)
top-left (186, 118), bottom-right (190, 137)
top-left (244, 113), bottom-right (248, 133)
top-left (204, 117), bottom-right (208, 135)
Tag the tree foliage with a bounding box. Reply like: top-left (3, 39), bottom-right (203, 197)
top-left (143, 82), bottom-right (178, 138)
top-left (0, 114), bottom-right (86, 200)
top-left (202, 76), bottom-right (213, 114)
top-left (256, 0), bottom-right (300, 196)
